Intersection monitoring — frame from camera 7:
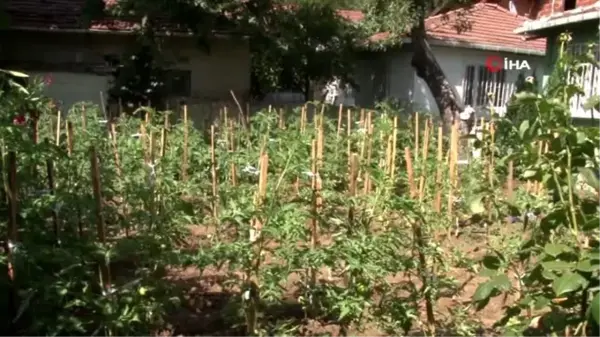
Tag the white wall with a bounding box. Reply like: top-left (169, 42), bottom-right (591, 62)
top-left (363, 45), bottom-right (546, 117)
top-left (411, 46), bottom-right (544, 116)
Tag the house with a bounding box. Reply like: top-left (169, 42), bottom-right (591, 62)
top-left (0, 0), bottom-right (251, 120)
top-left (340, 1), bottom-right (547, 119)
top-left (515, 0), bottom-right (600, 120)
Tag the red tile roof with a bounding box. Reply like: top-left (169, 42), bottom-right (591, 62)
top-left (6, 0), bottom-right (545, 52)
top-left (338, 3), bottom-right (546, 52)
top-left (425, 3), bottom-right (546, 51)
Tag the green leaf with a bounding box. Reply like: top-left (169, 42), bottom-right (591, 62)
top-left (552, 271), bottom-right (588, 296)
top-left (519, 120), bottom-right (530, 139)
top-left (468, 196), bottom-right (485, 214)
top-left (490, 274), bottom-right (512, 292)
top-left (576, 259), bottom-right (598, 273)
top-left (542, 260), bottom-right (575, 272)
top-left (582, 218), bottom-right (600, 231)
top-left (0, 69), bottom-right (29, 77)
top-left (576, 131), bottom-right (588, 144)
top-left (583, 95), bottom-right (600, 111)
top-left (590, 292), bottom-right (600, 325)
top-left (544, 243), bottom-right (573, 257)
top-left (523, 169), bottom-right (537, 179)
top-left (482, 255), bottom-right (502, 270)
top-left (473, 280), bottom-right (495, 301)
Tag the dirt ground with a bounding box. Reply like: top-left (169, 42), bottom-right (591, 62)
top-left (153, 220), bottom-right (523, 337)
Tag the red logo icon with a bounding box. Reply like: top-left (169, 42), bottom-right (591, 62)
top-left (485, 55), bottom-right (504, 73)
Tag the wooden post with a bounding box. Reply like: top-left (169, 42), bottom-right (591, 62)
top-left (507, 160), bottom-right (514, 198)
top-left (447, 121), bottom-right (458, 216)
top-left (66, 122), bottom-right (74, 156)
top-left (337, 104), bottom-right (343, 136)
top-left (348, 153), bottom-right (359, 225)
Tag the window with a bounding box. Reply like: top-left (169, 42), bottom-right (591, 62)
top-left (166, 69), bottom-right (191, 97)
top-left (565, 42), bottom-right (599, 116)
top-left (462, 65), bottom-right (512, 110)
top-left (564, 0), bottom-right (576, 11)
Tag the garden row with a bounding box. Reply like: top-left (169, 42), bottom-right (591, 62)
top-left (1, 83), bottom-right (599, 335)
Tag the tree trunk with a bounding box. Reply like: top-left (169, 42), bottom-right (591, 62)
top-left (410, 20), bottom-right (470, 133)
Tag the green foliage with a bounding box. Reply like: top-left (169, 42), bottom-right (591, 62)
top-left (471, 33), bottom-right (600, 336)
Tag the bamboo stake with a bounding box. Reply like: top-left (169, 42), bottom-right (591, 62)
top-left (250, 153), bottom-right (268, 242)
top-left (414, 113), bottom-right (419, 163)
top-left (348, 153), bottom-right (359, 225)
top-left (160, 113), bottom-right (168, 158)
top-left (385, 135), bottom-right (394, 176)
top-left (230, 120), bottom-right (237, 187)
top-left (55, 111), bottom-right (61, 146)
top-left (300, 105), bottom-right (307, 132)
top-left (310, 139), bottom-right (322, 286)
top-left (347, 109), bottom-right (352, 165)
top-left (390, 116), bottom-right (398, 181)
top-left (434, 126), bottom-right (444, 212)
top-left (507, 160), bottom-right (514, 198)
top-left (182, 105), bottom-right (189, 181)
top-left (418, 120), bottom-right (431, 202)
top-left (404, 147), bottom-right (415, 198)
top-left (140, 120), bottom-right (147, 164)
top-left (337, 104), bottom-right (343, 136)
top-left (90, 147), bottom-right (111, 291)
top-left (66, 122), bottom-right (74, 156)
top-left (211, 125), bottom-right (218, 218)
top-left (488, 122), bottom-right (496, 188)
top-left (447, 121), bottom-right (458, 216)
top-left (363, 112), bottom-right (373, 194)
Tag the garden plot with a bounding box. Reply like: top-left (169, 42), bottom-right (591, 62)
top-left (1, 97), bottom-right (598, 336)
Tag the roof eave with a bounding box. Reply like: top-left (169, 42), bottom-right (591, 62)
top-left (514, 8), bottom-right (600, 34)
top-left (5, 26), bottom-right (249, 39)
top-left (401, 37), bottom-right (546, 56)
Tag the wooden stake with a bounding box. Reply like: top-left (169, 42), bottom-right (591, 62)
top-left (347, 109), bottom-right (352, 165)
top-left (447, 122), bottom-right (458, 216)
top-left (348, 153), bottom-right (359, 225)
top-left (337, 104), bottom-right (343, 136)
top-left (390, 116), bottom-right (398, 181)
top-left (507, 160), bottom-right (514, 198)
top-left (66, 122), bottom-right (74, 156)
top-left (418, 120), bottom-right (431, 201)
top-left (414, 113), bottom-right (420, 163)
top-left (160, 114), bottom-right (168, 158)
top-left (404, 147), bottom-right (415, 198)
top-left (250, 153), bottom-right (268, 242)
top-left (310, 139), bottom-right (321, 286)
top-left (90, 147), bottom-right (111, 291)
top-left (55, 111), bottom-right (61, 146)
top-left (210, 125), bottom-right (218, 218)
top-left (434, 126), bottom-right (444, 212)
top-left (182, 105), bottom-right (189, 181)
